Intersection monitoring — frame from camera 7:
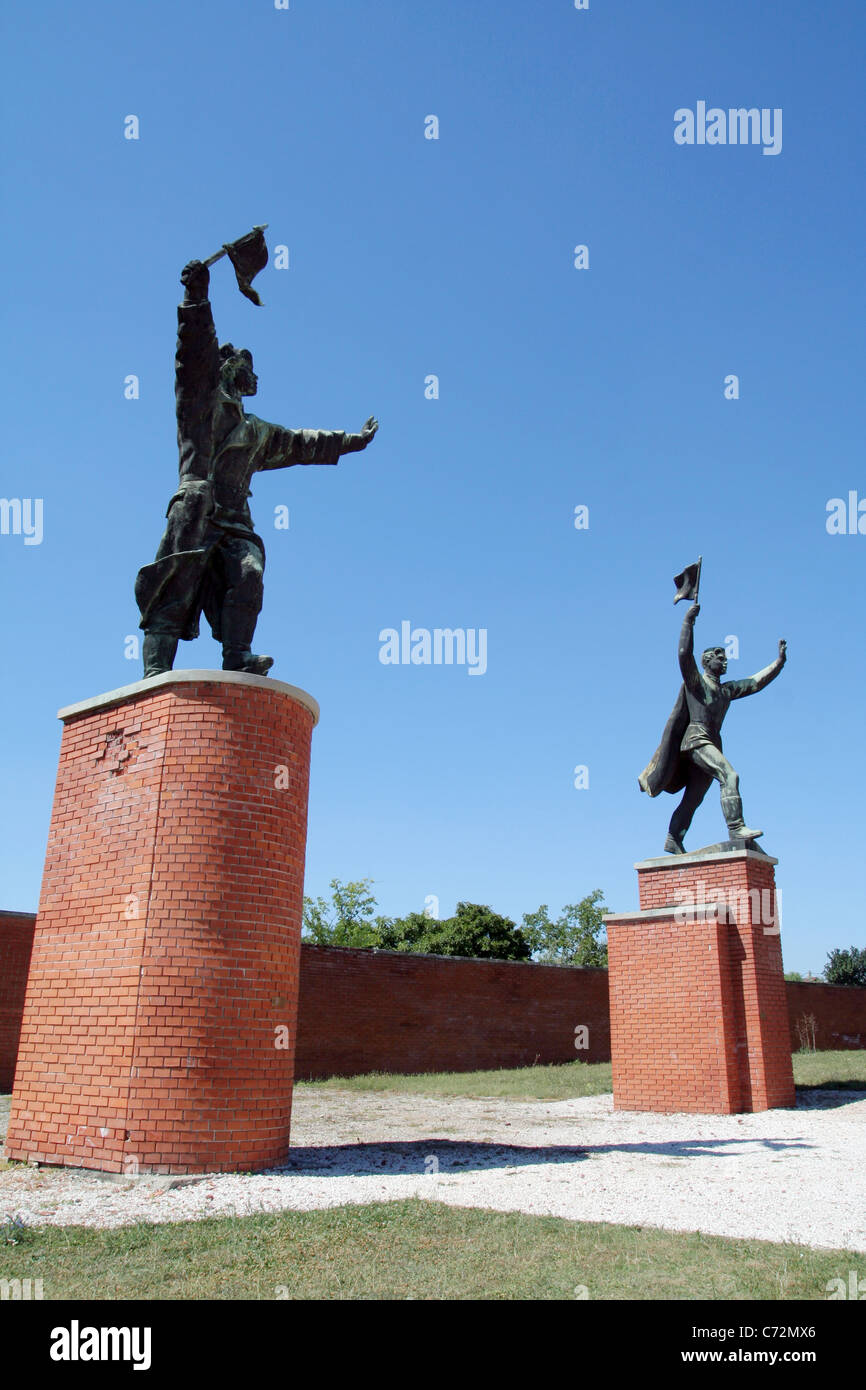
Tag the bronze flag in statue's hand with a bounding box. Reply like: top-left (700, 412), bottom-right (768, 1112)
top-left (673, 556), bottom-right (702, 604)
top-left (204, 225), bottom-right (270, 305)
top-left (224, 226), bottom-right (269, 305)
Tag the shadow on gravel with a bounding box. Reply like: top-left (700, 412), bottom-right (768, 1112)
top-left (795, 1087), bottom-right (866, 1107)
top-left (277, 1134), bottom-right (813, 1179)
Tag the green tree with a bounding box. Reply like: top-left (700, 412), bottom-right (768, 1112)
top-left (379, 902), bottom-right (532, 962)
top-left (302, 877), bottom-right (391, 948)
top-left (824, 946), bottom-right (866, 987)
top-left (302, 881), bottom-right (610, 966)
top-left (521, 890), bottom-right (609, 967)
top-left (375, 911), bottom-right (436, 953)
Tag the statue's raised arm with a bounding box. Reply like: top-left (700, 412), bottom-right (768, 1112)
top-left (677, 603), bottom-right (703, 693)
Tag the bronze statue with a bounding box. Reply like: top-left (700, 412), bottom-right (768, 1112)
top-left (135, 229), bottom-right (378, 677)
top-left (639, 562), bottom-right (787, 854)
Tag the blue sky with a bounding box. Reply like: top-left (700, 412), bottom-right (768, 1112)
top-left (2, 0), bottom-right (864, 974)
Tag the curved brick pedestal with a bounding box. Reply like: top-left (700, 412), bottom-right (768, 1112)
top-left (605, 848), bottom-right (795, 1115)
top-left (6, 671), bottom-right (318, 1174)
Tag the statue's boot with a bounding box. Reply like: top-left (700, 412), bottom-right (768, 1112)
top-left (721, 792), bottom-right (763, 842)
top-left (142, 632), bottom-right (178, 678)
top-left (666, 803), bottom-right (692, 854)
top-left (221, 601), bottom-right (273, 676)
top-left (223, 649), bottom-right (274, 676)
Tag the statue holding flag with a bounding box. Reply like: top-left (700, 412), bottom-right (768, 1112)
top-left (638, 559), bottom-right (787, 854)
top-left (134, 226), bottom-right (379, 677)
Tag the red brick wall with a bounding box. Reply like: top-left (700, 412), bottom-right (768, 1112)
top-left (0, 911), bottom-right (36, 1092)
top-left (295, 946), bottom-right (611, 1079)
top-left (787, 982), bottom-right (865, 1051)
top-left (6, 676), bottom-right (314, 1174)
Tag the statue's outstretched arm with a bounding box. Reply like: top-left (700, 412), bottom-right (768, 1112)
top-left (728, 640), bottom-right (787, 699)
top-left (256, 416), bottom-right (379, 471)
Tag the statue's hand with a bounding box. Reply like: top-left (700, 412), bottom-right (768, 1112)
top-left (686, 602), bottom-right (700, 622)
top-left (359, 416), bottom-right (379, 447)
top-left (344, 417), bottom-right (379, 453)
top-left (180, 259), bottom-right (210, 302)
top-left (779, 639), bottom-right (787, 660)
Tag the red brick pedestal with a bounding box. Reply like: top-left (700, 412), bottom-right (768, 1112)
top-left (0, 911), bottom-right (36, 1093)
top-left (605, 848), bottom-right (795, 1114)
top-left (6, 670), bottom-right (318, 1174)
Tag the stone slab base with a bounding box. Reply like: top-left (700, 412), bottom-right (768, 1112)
top-left (605, 848), bottom-right (795, 1114)
top-left (6, 671), bottom-right (317, 1174)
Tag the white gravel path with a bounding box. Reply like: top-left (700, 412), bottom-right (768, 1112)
top-left (2, 1088), bottom-right (864, 1253)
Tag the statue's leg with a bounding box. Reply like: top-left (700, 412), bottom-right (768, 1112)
top-left (667, 761), bottom-right (712, 852)
top-left (691, 746), bottom-right (763, 842)
top-left (138, 554), bottom-right (211, 676)
top-left (137, 483), bottom-right (214, 677)
top-left (217, 538), bottom-right (273, 676)
top-left (142, 630), bottom-right (178, 678)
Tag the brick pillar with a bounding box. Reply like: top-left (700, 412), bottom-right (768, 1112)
top-left (605, 849), bottom-right (795, 1114)
top-left (6, 670), bottom-right (318, 1174)
top-left (0, 911), bottom-right (36, 1093)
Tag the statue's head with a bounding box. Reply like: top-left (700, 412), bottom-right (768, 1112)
top-left (219, 343), bottom-right (258, 397)
top-left (702, 646), bottom-right (727, 677)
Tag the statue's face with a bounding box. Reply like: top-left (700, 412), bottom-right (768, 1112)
top-left (702, 647), bottom-right (727, 677)
top-left (233, 350), bottom-right (258, 396)
top-left (222, 349), bottom-right (257, 397)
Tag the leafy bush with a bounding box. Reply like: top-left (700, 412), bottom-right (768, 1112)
top-left (824, 946), bottom-right (866, 987)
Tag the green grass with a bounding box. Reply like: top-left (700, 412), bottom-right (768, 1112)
top-left (790, 1050), bottom-right (866, 1090)
top-left (0, 1200), bottom-right (857, 1301)
top-left (297, 1050), bottom-right (866, 1100)
top-left (299, 1058), bottom-right (613, 1099)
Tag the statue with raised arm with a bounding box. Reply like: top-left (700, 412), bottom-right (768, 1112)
top-left (134, 231), bottom-right (378, 678)
top-left (639, 562), bottom-right (787, 854)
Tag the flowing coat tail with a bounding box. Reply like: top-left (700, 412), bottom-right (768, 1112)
top-left (638, 685), bottom-right (691, 798)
